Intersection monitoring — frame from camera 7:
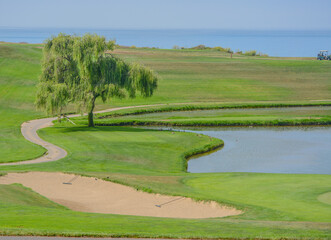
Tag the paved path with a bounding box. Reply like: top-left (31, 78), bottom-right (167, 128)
top-left (0, 104), bottom-right (165, 166)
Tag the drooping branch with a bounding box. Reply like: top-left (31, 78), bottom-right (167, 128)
top-left (36, 33), bottom-right (158, 127)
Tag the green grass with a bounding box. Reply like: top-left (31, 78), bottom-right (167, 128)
top-left (87, 105), bottom-right (331, 127)
top-left (318, 192), bottom-right (331, 205)
top-left (1, 122), bottom-right (330, 239)
top-left (0, 44), bottom-right (46, 163)
top-left (95, 102), bottom-right (331, 118)
top-left (3, 123), bottom-right (329, 223)
top-left (106, 48), bottom-right (331, 105)
top-left (0, 183), bottom-right (65, 209)
top-left (0, 43), bottom-right (331, 238)
top-left (1, 198), bottom-right (330, 239)
top-left (33, 125), bottom-right (222, 174)
top-left (1, 122), bottom-right (331, 238)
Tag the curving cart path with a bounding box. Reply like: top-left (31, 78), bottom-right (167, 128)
top-left (0, 104), bottom-right (166, 166)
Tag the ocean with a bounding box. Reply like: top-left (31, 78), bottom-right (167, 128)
top-left (1, 27), bottom-right (331, 57)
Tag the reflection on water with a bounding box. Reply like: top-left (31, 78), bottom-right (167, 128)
top-left (186, 126), bottom-right (331, 174)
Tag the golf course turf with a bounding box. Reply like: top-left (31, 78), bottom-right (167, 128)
top-left (0, 43), bottom-right (330, 239)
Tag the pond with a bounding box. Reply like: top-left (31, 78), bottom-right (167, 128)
top-left (187, 126), bottom-right (331, 174)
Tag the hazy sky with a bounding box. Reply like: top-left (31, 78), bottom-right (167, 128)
top-left (0, 0), bottom-right (330, 30)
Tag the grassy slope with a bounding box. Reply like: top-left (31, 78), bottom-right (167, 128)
top-left (0, 183), bottom-right (65, 209)
top-left (105, 48), bottom-right (331, 106)
top-left (0, 43), bottom-right (331, 238)
top-left (2, 123), bottom-right (330, 222)
top-left (2, 203), bottom-right (330, 238)
top-left (89, 106), bottom-right (331, 126)
top-left (0, 44), bottom-right (45, 163)
top-left (1, 43), bottom-right (331, 163)
top-left (1, 122), bottom-right (330, 238)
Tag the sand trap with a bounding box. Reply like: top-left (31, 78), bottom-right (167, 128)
top-left (0, 172), bottom-right (241, 219)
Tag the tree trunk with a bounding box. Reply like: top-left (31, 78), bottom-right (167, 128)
top-left (87, 96), bottom-right (96, 127)
top-left (88, 111), bottom-right (94, 127)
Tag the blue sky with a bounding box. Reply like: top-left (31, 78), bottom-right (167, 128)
top-left (0, 0), bottom-right (330, 30)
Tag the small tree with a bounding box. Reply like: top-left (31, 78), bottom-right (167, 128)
top-left (36, 33), bottom-right (158, 127)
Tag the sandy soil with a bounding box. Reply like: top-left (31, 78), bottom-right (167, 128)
top-left (0, 172), bottom-right (241, 219)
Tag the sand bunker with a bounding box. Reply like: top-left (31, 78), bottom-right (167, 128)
top-left (0, 172), bottom-right (241, 219)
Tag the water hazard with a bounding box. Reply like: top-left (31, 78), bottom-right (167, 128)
top-left (187, 126), bottom-right (331, 174)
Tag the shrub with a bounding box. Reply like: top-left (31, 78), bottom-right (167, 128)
top-left (224, 48), bottom-right (233, 53)
top-left (191, 44), bottom-right (210, 50)
top-left (213, 46), bottom-right (225, 52)
top-left (244, 50), bottom-right (257, 56)
top-left (213, 46), bottom-right (233, 53)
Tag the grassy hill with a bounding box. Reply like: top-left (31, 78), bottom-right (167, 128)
top-left (1, 43), bottom-right (330, 162)
top-left (0, 43), bottom-right (330, 239)
top-left (109, 47), bottom-right (331, 105)
top-left (0, 44), bottom-right (45, 163)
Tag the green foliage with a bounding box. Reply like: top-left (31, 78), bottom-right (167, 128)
top-left (184, 45), bottom-right (234, 53)
top-left (36, 33), bottom-right (81, 117)
top-left (244, 50), bottom-right (257, 56)
top-left (191, 44), bottom-right (210, 50)
top-left (213, 46), bottom-right (233, 53)
top-left (36, 33), bottom-right (158, 126)
top-left (242, 50), bottom-right (269, 57)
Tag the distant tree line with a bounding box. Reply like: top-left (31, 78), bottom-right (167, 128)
top-left (118, 44), bottom-right (268, 56)
top-left (172, 44), bottom-right (269, 56)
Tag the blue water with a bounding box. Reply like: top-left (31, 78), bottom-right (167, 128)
top-left (1, 27), bottom-right (331, 57)
top-left (187, 127), bottom-right (331, 174)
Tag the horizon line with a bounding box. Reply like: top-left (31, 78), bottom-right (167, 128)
top-left (1, 26), bottom-right (331, 31)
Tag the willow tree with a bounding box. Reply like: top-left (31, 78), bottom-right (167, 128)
top-left (36, 33), bottom-right (79, 120)
top-left (36, 33), bottom-right (158, 127)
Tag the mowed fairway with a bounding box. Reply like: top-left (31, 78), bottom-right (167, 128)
top-left (0, 43), bottom-right (331, 239)
top-left (109, 48), bottom-right (331, 105)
